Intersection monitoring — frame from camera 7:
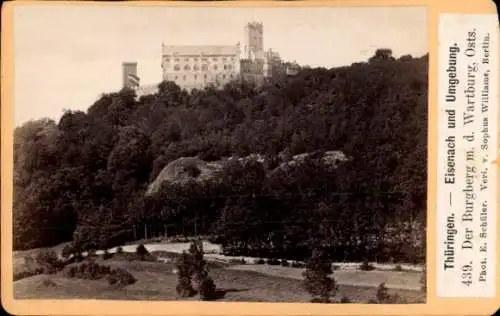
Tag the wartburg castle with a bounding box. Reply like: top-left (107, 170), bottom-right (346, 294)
top-left (122, 22), bottom-right (300, 96)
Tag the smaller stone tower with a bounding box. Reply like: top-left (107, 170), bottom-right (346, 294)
top-left (122, 62), bottom-right (140, 89)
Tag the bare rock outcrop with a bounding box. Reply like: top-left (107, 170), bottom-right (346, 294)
top-left (146, 150), bottom-right (350, 196)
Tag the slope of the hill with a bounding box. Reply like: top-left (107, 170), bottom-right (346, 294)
top-left (13, 51), bottom-right (428, 264)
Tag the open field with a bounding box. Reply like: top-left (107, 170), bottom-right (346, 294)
top-left (13, 241), bottom-right (425, 299)
top-left (14, 255), bottom-right (425, 303)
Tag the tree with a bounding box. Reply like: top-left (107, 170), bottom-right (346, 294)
top-left (175, 251), bottom-right (196, 298)
top-left (189, 240), bottom-right (217, 300)
top-left (13, 53), bottom-right (428, 269)
top-left (303, 248), bottom-right (337, 303)
top-left (369, 48), bottom-right (395, 63)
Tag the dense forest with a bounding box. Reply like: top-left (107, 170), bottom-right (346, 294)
top-left (13, 50), bottom-right (428, 263)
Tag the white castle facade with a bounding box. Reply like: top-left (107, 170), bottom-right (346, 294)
top-left (122, 22), bottom-right (299, 96)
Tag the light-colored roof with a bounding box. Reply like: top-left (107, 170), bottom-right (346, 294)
top-left (162, 45), bottom-right (240, 56)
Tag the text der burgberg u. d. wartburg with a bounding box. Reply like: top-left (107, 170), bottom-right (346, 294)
top-left (439, 15), bottom-right (496, 297)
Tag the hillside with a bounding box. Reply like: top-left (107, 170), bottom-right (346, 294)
top-left (13, 50), bottom-right (428, 263)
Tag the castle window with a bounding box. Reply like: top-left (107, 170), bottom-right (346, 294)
top-left (194, 74), bottom-right (198, 80)
top-left (165, 58), bottom-right (170, 62)
top-left (175, 76), bottom-right (178, 80)
top-left (222, 57), bottom-right (227, 61)
top-left (184, 58), bottom-right (189, 62)
top-left (174, 64), bottom-right (181, 71)
top-left (227, 64), bottom-right (233, 70)
top-left (193, 64), bottom-right (200, 71)
top-left (175, 58), bottom-right (180, 62)
top-left (183, 75), bottom-right (186, 81)
top-left (202, 57), bottom-right (208, 62)
top-left (194, 58), bottom-right (199, 62)
top-left (230, 74), bottom-right (233, 79)
top-left (212, 57), bottom-right (218, 61)
top-left (222, 74), bottom-right (226, 79)
top-left (213, 65), bottom-right (218, 70)
top-left (204, 74), bottom-right (207, 79)
top-left (223, 65), bottom-right (227, 70)
top-left (202, 64), bottom-right (208, 71)
top-left (184, 65), bottom-right (191, 71)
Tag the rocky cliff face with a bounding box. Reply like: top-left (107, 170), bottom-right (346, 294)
top-left (146, 150), bottom-right (349, 196)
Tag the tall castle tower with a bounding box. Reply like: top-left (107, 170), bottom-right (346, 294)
top-left (243, 22), bottom-right (264, 60)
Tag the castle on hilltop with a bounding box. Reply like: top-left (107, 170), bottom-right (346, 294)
top-left (122, 22), bottom-right (299, 96)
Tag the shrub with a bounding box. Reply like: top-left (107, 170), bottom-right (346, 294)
top-left (107, 268), bottom-right (137, 286)
top-left (62, 262), bottom-right (135, 286)
top-left (376, 282), bottom-right (390, 303)
top-left (359, 260), bottom-right (375, 271)
top-left (255, 258), bottom-right (265, 264)
top-left (266, 258), bottom-right (280, 265)
top-left (64, 266), bottom-right (77, 278)
top-left (41, 278), bottom-right (57, 287)
top-left (291, 261), bottom-right (305, 268)
top-left (116, 246), bottom-right (124, 254)
top-left (61, 244), bottom-right (74, 259)
top-left (281, 259), bottom-right (290, 267)
top-left (394, 264), bottom-right (403, 271)
top-left (35, 250), bottom-right (64, 274)
top-left (136, 244), bottom-right (149, 260)
top-left (81, 262), bottom-right (101, 280)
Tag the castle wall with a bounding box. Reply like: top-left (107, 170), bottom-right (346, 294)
top-left (161, 45), bottom-right (241, 91)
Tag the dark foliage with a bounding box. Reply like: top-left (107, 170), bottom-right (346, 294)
top-left (35, 250), bottom-right (65, 274)
top-left (13, 51), bottom-right (427, 265)
top-left (188, 240), bottom-right (218, 300)
top-left (376, 282), bottom-right (390, 303)
top-left (175, 251), bottom-right (196, 298)
top-left (62, 261), bottom-right (136, 286)
top-left (359, 260), bottom-right (376, 271)
top-left (41, 278), bottom-right (57, 287)
top-left (107, 267), bottom-right (137, 286)
top-left (198, 277), bottom-right (217, 301)
top-left (303, 249), bottom-right (337, 303)
top-left (136, 244), bottom-right (149, 260)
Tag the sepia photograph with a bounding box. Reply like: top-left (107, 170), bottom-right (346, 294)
top-left (11, 4), bottom-right (428, 304)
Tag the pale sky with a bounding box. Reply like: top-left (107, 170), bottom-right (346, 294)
top-left (13, 5), bottom-right (427, 126)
